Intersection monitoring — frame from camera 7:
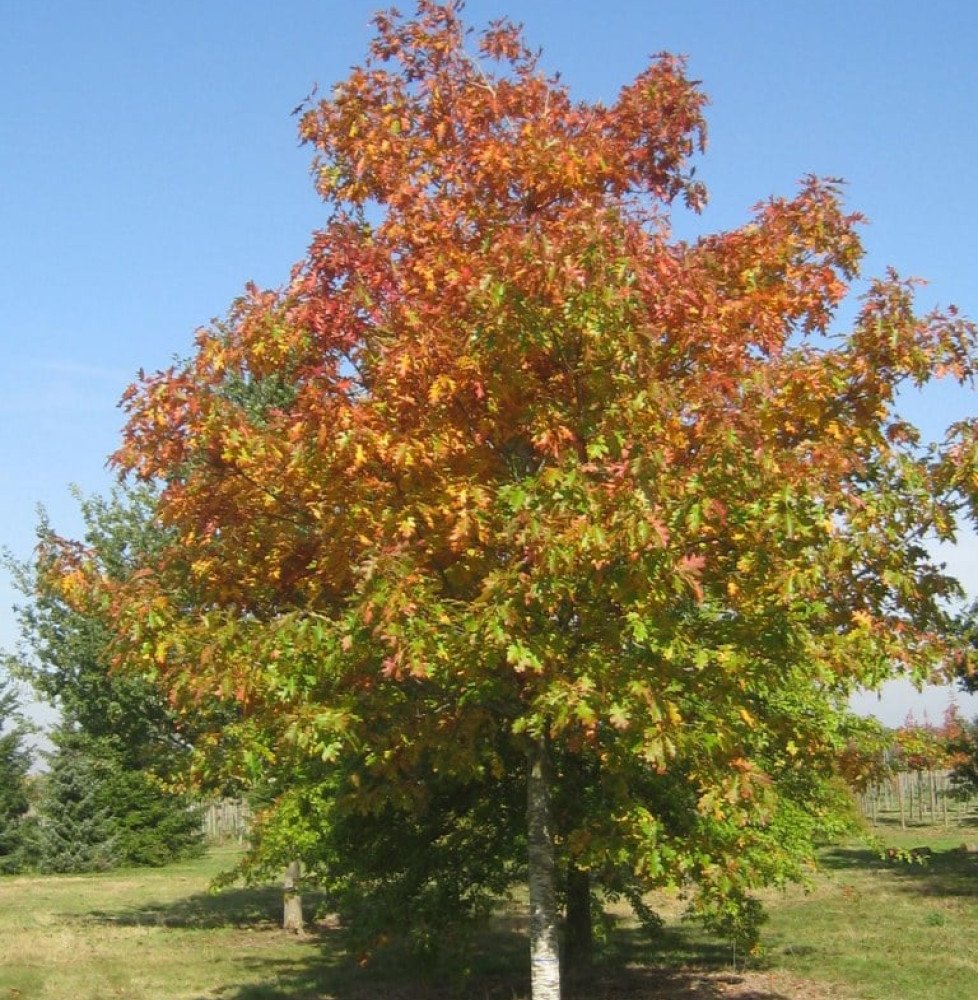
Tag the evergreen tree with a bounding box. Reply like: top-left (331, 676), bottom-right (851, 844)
top-left (0, 677), bottom-right (34, 874)
top-left (4, 486), bottom-right (207, 870)
top-left (98, 757), bottom-right (203, 867)
top-left (36, 725), bottom-right (119, 873)
top-left (35, 722), bottom-right (204, 872)
top-left (4, 488), bottom-right (190, 772)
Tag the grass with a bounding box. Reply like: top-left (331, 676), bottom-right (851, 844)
top-left (2, 824), bottom-right (978, 999)
top-left (0, 848), bottom-right (338, 1000)
top-left (757, 821), bottom-right (978, 1000)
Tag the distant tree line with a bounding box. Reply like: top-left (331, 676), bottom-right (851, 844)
top-left (840, 704), bottom-right (978, 828)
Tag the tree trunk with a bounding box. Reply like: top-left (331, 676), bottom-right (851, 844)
top-left (528, 736), bottom-right (561, 1000)
top-left (564, 864), bottom-right (593, 977)
top-left (283, 859), bottom-right (304, 933)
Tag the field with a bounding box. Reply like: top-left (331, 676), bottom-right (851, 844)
top-left (2, 825), bottom-right (977, 1000)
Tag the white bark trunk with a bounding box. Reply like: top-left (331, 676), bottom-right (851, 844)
top-left (283, 859), bottom-right (304, 933)
top-left (527, 736), bottom-right (561, 1000)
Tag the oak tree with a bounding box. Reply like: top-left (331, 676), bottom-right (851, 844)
top-left (53, 3), bottom-right (978, 995)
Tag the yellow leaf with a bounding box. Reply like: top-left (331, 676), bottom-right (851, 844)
top-left (428, 375), bottom-right (456, 404)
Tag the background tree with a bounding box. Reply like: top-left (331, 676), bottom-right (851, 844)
top-left (35, 723), bottom-right (120, 873)
top-left (4, 487), bottom-right (188, 773)
top-left (5, 486), bottom-right (205, 868)
top-left (50, 3), bottom-right (978, 996)
top-left (895, 715), bottom-right (948, 775)
top-left (225, 755), bottom-right (526, 962)
top-left (0, 676), bottom-right (35, 874)
top-left (836, 716), bottom-right (897, 795)
top-left (948, 718), bottom-right (978, 797)
top-left (34, 722), bottom-right (203, 872)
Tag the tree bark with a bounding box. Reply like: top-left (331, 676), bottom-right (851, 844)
top-left (528, 736), bottom-right (561, 1000)
top-left (564, 864), bottom-right (593, 976)
top-left (283, 859), bottom-right (304, 933)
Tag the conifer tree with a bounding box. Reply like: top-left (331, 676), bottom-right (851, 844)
top-left (35, 722), bottom-right (204, 872)
top-left (5, 487), bottom-right (205, 870)
top-left (36, 725), bottom-right (119, 873)
top-left (0, 677), bottom-right (34, 874)
top-left (99, 756), bottom-right (203, 868)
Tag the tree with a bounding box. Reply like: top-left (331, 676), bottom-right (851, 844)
top-left (0, 676), bottom-right (34, 874)
top-left (52, 3), bottom-right (978, 996)
top-left (35, 724), bottom-right (120, 873)
top-left (6, 487), bottom-right (205, 869)
top-left (97, 749), bottom-right (204, 867)
top-left (947, 606), bottom-right (978, 796)
top-left (5, 487), bottom-right (191, 776)
top-left (224, 748), bottom-right (527, 963)
top-left (948, 718), bottom-right (978, 797)
top-left (35, 724), bottom-right (203, 871)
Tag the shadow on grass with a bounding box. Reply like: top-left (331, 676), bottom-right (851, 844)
top-left (200, 949), bottom-right (795, 1000)
top-left (84, 887), bottom-right (793, 1000)
top-left (232, 918), bottom-right (794, 999)
top-left (601, 920), bottom-right (733, 971)
top-left (86, 884), bottom-right (301, 930)
top-left (820, 843), bottom-right (978, 899)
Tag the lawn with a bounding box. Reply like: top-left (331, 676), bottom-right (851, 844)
top-left (2, 826), bottom-right (977, 999)
top-left (0, 848), bottom-right (344, 1000)
top-left (763, 822), bottom-right (978, 1000)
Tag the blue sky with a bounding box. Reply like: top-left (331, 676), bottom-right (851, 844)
top-left (2, 1), bottom-right (977, 727)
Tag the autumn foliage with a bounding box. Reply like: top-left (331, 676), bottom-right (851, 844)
top-left (52, 0), bottom-right (978, 978)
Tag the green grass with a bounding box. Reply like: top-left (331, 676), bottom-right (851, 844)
top-left (0, 848), bottom-right (342, 1000)
top-left (0, 848), bottom-right (530, 1000)
top-left (3, 828), bottom-right (978, 999)
top-left (756, 826), bottom-right (978, 1000)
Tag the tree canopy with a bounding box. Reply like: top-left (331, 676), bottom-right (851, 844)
top-left (49, 3), bottom-right (978, 995)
